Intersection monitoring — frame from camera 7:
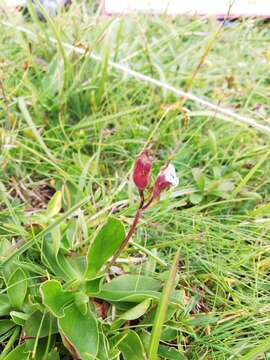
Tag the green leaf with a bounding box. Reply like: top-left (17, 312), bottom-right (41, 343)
top-left (86, 217), bottom-right (125, 278)
top-left (0, 195), bottom-right (91, 270)
top-left (50, 224), bottom-right (61, 256)
top-left (46, 191), bottom-right (62, 219)
top-left (84, 277), bottom-right (102, 296)
top-left (7, 268), bottom-right (27, 310)
top-left (112, 298), bottom-right (152, 330)
top-left (0, 294), bottom-right (11, 316)
top-left (10, 311), bottom-right (29, 326)
top-left (42, 235), bottom-right (67, 280)
top-left (40, 280), bottom-right (75, 317)
top-left (158, 345), bottom-right (186, 360)
top-left (58, 303), bottom-right (99, 359)
top-left (119, 298), bottom-right (152, 321)
top-left (24, 311), bottom-right (58, 338)
top-left (98, 275), bottom-right (161, 303)
top-left (4, 343), bottom-right (28, 360)
top-left (189, 193), bottom-right (203, 205)
top-left (0, 320), bottom-right (15, 336)
top-left (57, 252), bottom-right (86, 281)
top-left (97, 332), bottom-right (110, 360)
top-left (148, 250), bottom-right (180, 360)
top-left (75, 292), bottom-right (89, 316)
top-left (192, 168), bottom-right (205, 191)
top-left (118, 331), bottom-right (145, 360)
top-left (47, 350), bottom-right (60, 360)
top-left (102, 275), bottom-right (160, 292)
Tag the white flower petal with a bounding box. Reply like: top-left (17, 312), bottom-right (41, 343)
top-left (164, 163), bottom-right (179, 187)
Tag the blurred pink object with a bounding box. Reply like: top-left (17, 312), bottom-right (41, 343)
top-left (133, 150), bottom-right (152, 192)
top-left (152, 163), bottom-right (179, 199)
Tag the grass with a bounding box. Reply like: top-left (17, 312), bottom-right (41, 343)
top-left (1, 1), bottom-right (270, 359)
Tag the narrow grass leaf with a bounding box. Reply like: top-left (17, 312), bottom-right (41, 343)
top-left (148, 249), bottom-right (180, 360)
top-left (240, 337), bottom-right (270, 360)
top-left (18, 97), bottom-right (54, 160)
top-left (232, 150), bottom-right (270, 197)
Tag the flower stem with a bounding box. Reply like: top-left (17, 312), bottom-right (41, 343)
top-left (106, 206), bottom-right (143, 270)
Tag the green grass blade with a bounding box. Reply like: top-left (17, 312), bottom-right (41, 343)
top-left (148, 249), bottom-right (180, 360)
top-left (240, 337), bottom-right (270, 360)
top-left (0, 195), bottom-right (91, 269)
top-left (18, 97), bottom-right (54, 161)
top-left (232, 150), bottom-right (270, 197)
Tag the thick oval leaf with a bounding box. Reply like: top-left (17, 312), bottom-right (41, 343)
top-left (118, 331), bottom-right (145, 360)
top-left (40, 280), bottom-right (74, 317)
top-left (86, 217), bottom-right (125, 278)
top-left (158, 345), bottom-right (186, 360)
top-left (98, 275), bottom-right (161, 303)
top-left (7, 268), bottom-right (27, 310)
top-left (0, 294), bottom-right (11, 316)
top-left (57, 252), bottom-right (86, 281)
top-left (10, 311), bottom-right (29, 326)
top-left (120, 298), bottom-right (152, 321)
top-left (112, 299), bottom-right (152, 330)
top-left (84, 277), bottom-right (102, 296)
top-left (58, 303), bottom-right (99, 359)
top-left (102, 275), bottom-right (160, 292)
top-left (24, 311), bottom-right (58, 338)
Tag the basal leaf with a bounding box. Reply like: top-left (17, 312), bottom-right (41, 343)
top-left (86, 217), bottom-right (125, 279)
top-left (118, 331), bottom-right (145, 360)
top-left (58, 303), bottom-right (99, 359)
top-left (0, 294), bottom-right (11, 316)
top-left (40, 280), bottom-right (74, 317)
top-left (24, 311), bottom-right (58, 338)
top-left (10, 311), bottom-right (29, 326)
top-left (7, 268), bottom-right (27, 310)
top-left (98, 275), bottom-right (161, 303)
top-left (112, 298), bottom-right (152, 330)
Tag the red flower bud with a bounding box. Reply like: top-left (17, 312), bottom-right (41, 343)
top-left (153, 163), bottom-right (179, 198)
top-left (133, 150), bottom-right (152, 191)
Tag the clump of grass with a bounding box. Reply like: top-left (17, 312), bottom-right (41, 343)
top-left (0, 2), bottom-right (270, 359)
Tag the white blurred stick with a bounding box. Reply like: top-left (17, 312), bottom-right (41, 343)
top-left (2, 20), bottom-right (270, 135)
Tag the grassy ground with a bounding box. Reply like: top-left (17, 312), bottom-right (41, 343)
top-left (1, 2), bottom-right (270, 359)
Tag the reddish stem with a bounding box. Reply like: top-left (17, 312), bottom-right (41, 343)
top-left (106, 206), bottom-right (143, 270)
top-left (106, 187), bottom-right (154, 271)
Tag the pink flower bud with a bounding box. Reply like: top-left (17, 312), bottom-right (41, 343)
top-left (153, 163), bottom-right (179, 198)
top-left (133, 150), bottom-right (152, 191)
